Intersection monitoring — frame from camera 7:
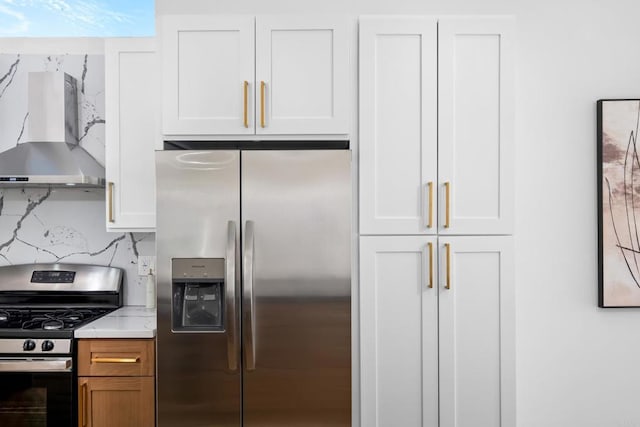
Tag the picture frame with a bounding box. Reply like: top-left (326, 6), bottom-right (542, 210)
top-left (598, 99), bottom-right (640, 307)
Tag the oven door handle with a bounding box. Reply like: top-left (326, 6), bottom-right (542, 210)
top-left (0, 357), bottom-right (72, 372)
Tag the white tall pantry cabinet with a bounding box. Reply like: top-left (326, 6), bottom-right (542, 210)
top-left (359, 16), bottom-right (515, 427)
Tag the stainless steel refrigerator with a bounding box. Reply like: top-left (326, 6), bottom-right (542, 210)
top-left (155, 149), bottom-right (351, 427)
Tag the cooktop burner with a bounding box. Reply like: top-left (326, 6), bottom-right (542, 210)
top-left (0, 263), bottom-right (123, 340)
top-left (0, 308), bottom-right (111, 331)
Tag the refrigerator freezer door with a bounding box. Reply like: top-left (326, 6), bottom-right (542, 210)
top-left (241, 150), bottom-right (352, 426)
top-left (156, 150), bottom-right (241, 427)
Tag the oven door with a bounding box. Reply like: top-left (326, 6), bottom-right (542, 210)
top-left (0, 357), bottom-right (74, 427)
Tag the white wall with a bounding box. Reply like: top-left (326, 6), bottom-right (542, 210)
top-left (157, 1), bottom-right (640, 426)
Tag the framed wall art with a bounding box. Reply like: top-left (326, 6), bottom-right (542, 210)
top-left (598, 99), bottom-right (640, 307)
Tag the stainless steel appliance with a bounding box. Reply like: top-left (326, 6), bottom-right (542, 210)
top-left (0, 72), bottom-right (105, 187)
top-left (156, 149), bottom-right (351, 426)
top-left (0, 263), bottom-right (123, 426)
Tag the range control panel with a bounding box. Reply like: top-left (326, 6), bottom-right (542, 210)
top-left (31, 270), bottom-right (76, 284)
top-left (0, 338), bottom-right (72, 355)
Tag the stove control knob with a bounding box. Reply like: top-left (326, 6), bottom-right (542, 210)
top-left (41, 340), bottom-right (54, 352)
top-left (23, 339), bottom-right (36, 351)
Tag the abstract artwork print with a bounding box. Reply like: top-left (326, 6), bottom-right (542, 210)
top-left (598, 99), bottom-right (640, 307)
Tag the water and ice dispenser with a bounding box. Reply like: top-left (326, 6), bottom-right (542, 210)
top-left (171, 258), bottom-right (225, 332)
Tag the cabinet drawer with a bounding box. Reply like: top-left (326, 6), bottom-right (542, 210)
top-left (78, 339), bottom-right (155, 377)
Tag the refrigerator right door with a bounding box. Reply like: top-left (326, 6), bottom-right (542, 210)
top-left (241, 150), bottom-right (352, 426)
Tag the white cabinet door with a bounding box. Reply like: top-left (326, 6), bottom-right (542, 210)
top-left (255, 16), bottom-right (350, 135)
top-left (360, 236), bottom-right (438, 427)
top-left (438, 236), bottom-right (515, 427)
top-left (162, 15), bottom-right (255, 135)
top-left (105, 38), bottom-right (158, 231)
top-left (359, 17), bottom-right (438, 235)
top-left (438, 18), bottom-right (514, 235)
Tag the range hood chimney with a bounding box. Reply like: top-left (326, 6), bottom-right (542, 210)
top-left (0, 72), bottom-right (105, 187)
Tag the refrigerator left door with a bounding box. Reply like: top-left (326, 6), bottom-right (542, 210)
top-left (156, 150), bottom-right (241, 427)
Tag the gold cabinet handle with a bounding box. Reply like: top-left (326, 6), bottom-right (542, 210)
top-left (260, 81), bottom-right (266, 128)
top-left (444, 182), bottom-right (451, 228)
top-left (243, 81), bottom-right (249, 128)
top-left (81, 382), bottom-right (87, 427)
top-left (108, 182), bottom-right (114, 223)
top-left (444, 243), bottom-right (451, 289)
top-left (91, 357), bottom-right (140, 364)
top-left (427, 242), bottom-right (434, 288)
top-left (427, 182), bottom-right (434, 228)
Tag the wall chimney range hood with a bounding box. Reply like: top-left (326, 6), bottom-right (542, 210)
top-left (0, 72), bottom-right (105, 187)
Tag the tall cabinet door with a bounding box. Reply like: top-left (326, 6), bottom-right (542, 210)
top-left (359, 17), bottom-right (438, 235)
top-left (255, 16), bottom-right (350, 134)
top-left (105, 38), bottom-right (157, 232)
top-left (241, 151), bottom-right (351, 427)
top-left (162, 15), bottom-right (255, 135)
top-left (438, 236), bottom-right (515, 427)
top-left (438, 18), bottom-right (514, 235)
top-left (360, 236), bottom-right (438, 427)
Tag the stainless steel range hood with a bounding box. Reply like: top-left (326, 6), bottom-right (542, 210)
top-left (0, 72), bottom-right (105, 187)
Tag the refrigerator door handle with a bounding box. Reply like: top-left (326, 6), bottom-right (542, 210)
top-left (243, 220), bottom-right (256, 371)
top-left (225, 221), bottom-right (239, 371)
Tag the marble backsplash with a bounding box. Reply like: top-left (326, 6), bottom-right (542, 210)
top-left (0, 53), bottom-right (155, 305)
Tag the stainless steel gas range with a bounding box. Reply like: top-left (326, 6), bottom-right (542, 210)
top-left (0, 263), bottom-right (123, 426)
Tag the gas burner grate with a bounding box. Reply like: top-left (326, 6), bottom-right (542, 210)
top-left (13, 309), bottom-right (109, 330)
top-left (0, 309), bottom-right (29, 329)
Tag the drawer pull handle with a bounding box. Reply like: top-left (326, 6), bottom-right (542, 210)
top-left (91, 357), bottom-right (140, 364)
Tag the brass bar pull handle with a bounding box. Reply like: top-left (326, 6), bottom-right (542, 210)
top-left (91, 357), bottom-right (140, 364)
top-left (81, 382), bottom-right (87, 427)
top-left (427, 182), bottom-right (434, 228)
top-left (260, 81), bottom-right (266, 128)
top-left (243, 81), bottom-right (249, 128)
top-left (108, 182), bottom-right (114, 223)
top-left (444, 243), bottom-right (451, 289)
top-left (428, 242), bottom-right (434, 288)
top-left (444, 182), bottom-right (451, 228)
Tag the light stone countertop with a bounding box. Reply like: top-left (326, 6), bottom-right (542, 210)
top-left (74, 306), bottom-right (157, 339)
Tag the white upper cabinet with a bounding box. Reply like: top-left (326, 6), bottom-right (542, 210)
top-left (162, 15), bottom-right (350, 137)
top-left (359, 17), bottom-right (514, 236)
top-left (162, 16), bottom-right (255, 135)
top-left (438, 18), bottom-right (514, 235)
top-left (105, 38), bottom-right (158, 232)
top-left (256, 16), bottom-right (350, 134)
top-left (359, 17), bottom-right (438, 235)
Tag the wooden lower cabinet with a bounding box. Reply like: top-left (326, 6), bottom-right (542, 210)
top-left (77, 339), bottom-right (155, 427)
top-left (78, 377), bottom-right (154, 427)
